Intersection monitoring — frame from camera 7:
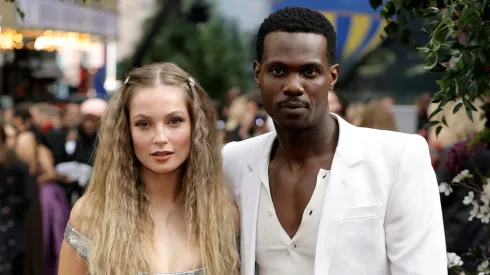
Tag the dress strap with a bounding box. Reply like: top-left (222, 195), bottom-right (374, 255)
top-left (64, 222), bottom-right (90, 259)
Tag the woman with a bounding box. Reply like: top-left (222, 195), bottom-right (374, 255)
top-left (59, 63), bottom-right (240, 275)
top-left (359, 99), bottom-right (398, 131)
top-left (0, 119), bottom-right (37, 275)
top-left (13, 106), bottom-right (70, 275)
top-left (327, 90), bottom-right (348, 118)
top-left (11, 106), bottom-right (47, 275)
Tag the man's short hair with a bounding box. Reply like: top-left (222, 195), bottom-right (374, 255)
top-left (256, 7), bottom-right (337, 64)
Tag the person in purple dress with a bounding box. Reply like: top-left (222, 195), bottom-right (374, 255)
top-left (13, 106), bottom-right (70, 275)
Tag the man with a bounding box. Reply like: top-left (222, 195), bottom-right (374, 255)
top-left (222, 7), bottom-right (447, 275)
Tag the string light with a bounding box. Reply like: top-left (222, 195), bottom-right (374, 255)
top-left (0, 28), bottom-right (102, 51)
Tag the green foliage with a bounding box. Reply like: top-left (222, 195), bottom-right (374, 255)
top-left (120, 14), bottom-right (250, 99)
top-left (373, 2), bottom-right (490, 272)
top-left (372, 0), bottom-right (490, 131)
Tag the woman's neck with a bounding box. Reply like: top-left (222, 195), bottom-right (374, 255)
top-left (142, 167), bottom-right (183, 209)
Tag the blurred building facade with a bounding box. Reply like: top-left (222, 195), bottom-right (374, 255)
top-left (117, 0), bottom-right (156, 62)
top-left (0, 0), bottom-right (118, 105)
top-left (216, 0), bottom-right (271, 32)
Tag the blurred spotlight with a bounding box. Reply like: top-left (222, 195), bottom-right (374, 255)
top-left (217, 120), bottom-right (225, 130)
top-left (14, 42), bottom-right (24, 49)
top-left (255, 114), bottom-right (267, 127)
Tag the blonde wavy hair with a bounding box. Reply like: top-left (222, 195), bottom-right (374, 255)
top-left (345, 102), bottom-right (366, 127)
top-left (79, 63), bottom-right (239, 275)
top-left (359, 100), bottom-right (398, 131)
top-left (225, 95), bottom-right (248, 131)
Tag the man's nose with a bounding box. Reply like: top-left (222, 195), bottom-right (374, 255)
top-left (283, 73), bottom-right (305, 97)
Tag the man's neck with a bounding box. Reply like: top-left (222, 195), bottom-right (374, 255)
top-left (273, 114), bottom-right (339, 166)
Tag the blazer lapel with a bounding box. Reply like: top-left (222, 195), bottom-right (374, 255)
top-left (314, 114), bottom-right (363, 275)
top-left (314, 156), bottom-right (354, 274)
top-left (241, 133), bottom-right (276, 275)
top-left (240, 170), bottom-right (261, 275)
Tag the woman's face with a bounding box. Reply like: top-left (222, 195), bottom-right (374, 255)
top-left (4, 124), bottom-right (17, 148)
top-left (129, 85), bottom-right (192, 175)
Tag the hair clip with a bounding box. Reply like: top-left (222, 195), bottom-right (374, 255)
top-left (188, 77), bottom-right (195, 87)
top-left (124, 77), bottom-right (129, 85)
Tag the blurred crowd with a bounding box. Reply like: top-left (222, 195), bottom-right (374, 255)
top-left (0, 97), bottom-right (106, 275)
top-left (0, 86), bottom-right (488, 274)
top-left (217, 88), bottom-right (399, 145)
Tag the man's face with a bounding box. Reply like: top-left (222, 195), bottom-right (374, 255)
top-left (253, 32), bottom-right (339, 130)
top-left (13, 116), bottom-right (29, 133)
top-left (81, 115), bottom-right (100, 137)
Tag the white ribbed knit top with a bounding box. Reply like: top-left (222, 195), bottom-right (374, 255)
top-left (255, 168), bottom-right (329, 275)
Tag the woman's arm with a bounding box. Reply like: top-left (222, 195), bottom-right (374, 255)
top-left (15, 132), bottom-right (38, 175)
top-left (58, 197), bottom-right (89, 275)
top-left (37, 145), bottom-right (71, 184)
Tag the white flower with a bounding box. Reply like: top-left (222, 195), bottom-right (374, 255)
top-left (439, 182), bottom-right (453, 196)
top-left (477, 205), bottom-right (490, 223)
top-left (453, 169), bottom-right (472, 183)
top-left (447, 252), bottom-right (464, 268)
top-left (478, 260), bottom-right (490, 273)
top-left (469, 202), bottom-right (480, 221)
top-left (481, 181), bottom-right (490, 205)
top-left (479, 212), bottom-right (490, 224)
top-left (463, 191), bottom-right (475, 205)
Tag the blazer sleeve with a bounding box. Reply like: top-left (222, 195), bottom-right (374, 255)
top-left (385, 134), bottom-right (448, 275)
top-left (222, 142), bottom-right (240, 203)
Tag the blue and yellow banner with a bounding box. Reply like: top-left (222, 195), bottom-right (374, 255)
top-left (272, 0), bottom-right (386, 65)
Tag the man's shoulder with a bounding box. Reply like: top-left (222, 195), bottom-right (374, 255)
top-left (221, 133), bottom-right (275, 189)
top-left (354, 126), bottom-right (428, 154)
top-left (222, 132), bottom-right (275, 160)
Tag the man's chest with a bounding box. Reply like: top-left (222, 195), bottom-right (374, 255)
top-left (267, 166), bottom-right (329, 235)
top-left (255, 169), bottom-right (329, 274)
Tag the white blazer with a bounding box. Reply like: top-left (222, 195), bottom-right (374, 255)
top-left (222, 114), bottom-right (447, 275)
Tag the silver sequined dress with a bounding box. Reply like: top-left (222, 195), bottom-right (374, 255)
top-left (64, 223), bottom-right (205, 275)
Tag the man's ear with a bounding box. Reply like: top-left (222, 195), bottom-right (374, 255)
top-left (253, 60), bottom-right (261, 87)
top-left (329, 63), bottom-right (340, 89)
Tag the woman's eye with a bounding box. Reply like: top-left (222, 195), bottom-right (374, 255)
top-left (136, 121), bottom-right (150, 128)
top-left (169, 118), bottom-right (183, 125)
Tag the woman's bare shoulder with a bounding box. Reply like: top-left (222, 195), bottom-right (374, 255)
top-left (69, 195), bottom-right (91, 231)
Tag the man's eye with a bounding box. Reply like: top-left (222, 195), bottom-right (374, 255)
top-left (271, 68), bottom-right (285, 75)
top-left (304, 68), bottom-right (319, 77)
